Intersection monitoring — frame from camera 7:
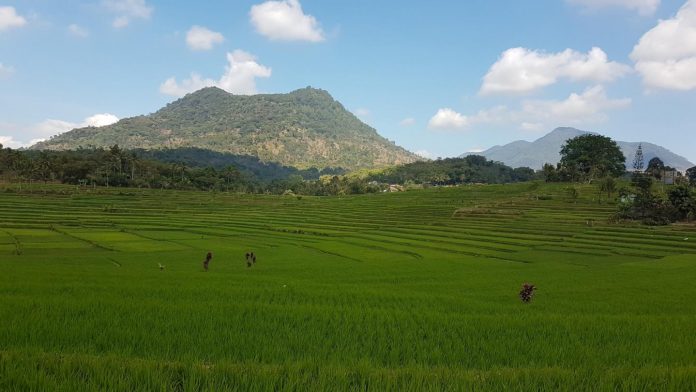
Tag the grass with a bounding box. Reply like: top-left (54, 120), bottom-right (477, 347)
top-left (0, 182), bottom-right (695, 390)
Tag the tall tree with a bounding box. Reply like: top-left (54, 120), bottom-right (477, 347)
top-left (559, 134), bottom-right (625, 182)
top-left (632, 144), bottom-right (644, 172)
top-left (646, 157), bottom-right (665, 180)
top-left (686, 166), bottom-right (696, 185)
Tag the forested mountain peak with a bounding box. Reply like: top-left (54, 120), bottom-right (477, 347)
top-left (32, 87), bottom-right (419, 170)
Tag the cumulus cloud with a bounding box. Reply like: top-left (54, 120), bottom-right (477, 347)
top-left (0, 114), bottom-right (119, 148)
top-left (399, 117), bottom-right (416, 127)
top-left (186, 25), bottom-right (224, 51)
top-left (250, 0), bottom-right (325, 42)
top-left (0, 136), bottom-right (23, 149)
top-left (428, 108), bottom-right (470, 130)
top-left (83, 113), bottom-right (120, 127)
top-left (567, 0), bottom-right (660, 15)
top-left (520, 122), bottom-right (545, 132)
top-left (0, 62), bottom-right (14, 79)
top-left (520, 85), bottom-right (631, 125)
top-left (160, 50), bottom-right (272, 97)
top-left (160, 74), bottom-right (214, 97)
top-left (430, 86), bottom-right (630, 132)
top-left (103, 0), bottom-right (153, 28)
top-left (481, 47), bottom-right (631, 95)
top-left (0, 6), bottom-right (26, 32)
top-left (68, 24), bottom-right (89, 38)
top-left (35, 114), bottom-right (120, 137)
top-left (34, 119), bottom-right (80, 136)
top-left (631, 0), bottom-right (696, 90)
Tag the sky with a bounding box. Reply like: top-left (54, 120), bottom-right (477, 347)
top-left (1, 0), bottom-right (695, 163)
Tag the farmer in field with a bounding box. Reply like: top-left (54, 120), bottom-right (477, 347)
top-left (203, 251), bottom-right (213, 271)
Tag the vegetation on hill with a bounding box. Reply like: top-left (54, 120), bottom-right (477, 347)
top-left (366, 155), bottom-right (537, 185)
top-left (614, 172), bottom-right (696, 225)
top-left (132, 147), bottom-right (345, 181)
top-left (0, 144), bottom-right (354, 194)
top-left (1, 145), bottom-right (539, 195)
top-left (558, 134), bottom-right (625, 182)
top-left (31, 87), bottom-right (419, 170)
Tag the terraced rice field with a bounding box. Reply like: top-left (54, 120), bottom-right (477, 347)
top-left (1, 182), bottom-right (695, 390)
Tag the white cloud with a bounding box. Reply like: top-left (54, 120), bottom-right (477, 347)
top-left (567, 0), bottom-right (660, 15)
top-left (428, 108), bottom-right (470, 130)
top-left (520, 85), bottom-right (631, 125)
top-left (68, 24), bottom-right (89, 38)
top-left (218, 51), bottom-right (273, 94)
top-left (103, 0), bottom-right (153, 28)
top-left (160, 74), bottom-right (215, 97)
top-left (112, 16), bottom-right (129, 28)
top-left (35, 119), bottom-right (79, 136)
top-left (83, 113), bottom-right (120, 127)
top-left (399, 117), bottom-right (416, 127)
top-left (0, 136), bottom-right (22, 149)
top-left (250, 0), bottom-right (325, 42)
top-left (481, 47), bottom-right (631, 95)
top-left (631, 0), bottom-right (696, 90)
top-left (0, 62), bottom-right (14, 79)
top-left (160, 50), bottom-right (272, 97)
top-left (353, 108), bottom-right (370, 117)
top-left (431, 86), bottom-right (630, 133)
top-left (0, 6), bottom-right (26, 32)
top-left (0, 113), bottom-right (119, 149)
top-left (467, 148), bottom-right (485, 153)
top-left (415, 150), bottom-right (434, 159)
top-left (520, 122), bottom-right (545, 132)
top-left (186, 25), bottom-right (224, 51)
top-left (36, 114), bottom-right (119, 136)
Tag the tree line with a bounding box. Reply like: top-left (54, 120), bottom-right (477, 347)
top-left (366, 155), bottom-right (537, 185)
top-left (0, 145), bottom-right (534, 196)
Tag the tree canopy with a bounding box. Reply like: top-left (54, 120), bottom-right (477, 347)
top-left (559, 134), bottom-right (625, 182)
top-left (686, 166), bottom-right (696, 185)
top-left (646, 157), bottom-right (665, 179)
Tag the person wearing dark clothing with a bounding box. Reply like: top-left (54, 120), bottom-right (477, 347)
top-left (203, 251), bottom-right (213, 271)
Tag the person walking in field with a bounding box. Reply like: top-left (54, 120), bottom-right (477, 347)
top-left (203, 251), bottom-right (213, 271)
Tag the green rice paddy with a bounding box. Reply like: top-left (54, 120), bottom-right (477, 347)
top-left (1, 182), bottom-right (695, 390)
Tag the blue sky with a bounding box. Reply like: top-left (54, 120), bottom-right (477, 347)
top-left (1, 0), bottom-right (695, 164)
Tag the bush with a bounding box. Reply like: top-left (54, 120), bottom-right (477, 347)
top-left (668, 185), bottom-right (696, 221)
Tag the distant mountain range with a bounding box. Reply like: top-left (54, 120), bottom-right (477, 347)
top-left (464, 127), bottom-right (694, 172)
top-left (32, 87), bottom-right (419, 170)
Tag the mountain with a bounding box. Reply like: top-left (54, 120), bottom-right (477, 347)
top-left (32, 87), bottom-right (419, 170)
top-left (463, 127), bottom-right (694, 172)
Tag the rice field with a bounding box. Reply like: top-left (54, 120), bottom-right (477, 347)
top-left (0, 182), bottom-right (695, 391)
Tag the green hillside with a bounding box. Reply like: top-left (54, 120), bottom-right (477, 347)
top-left (32, 87), bottom-right (419, 170)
